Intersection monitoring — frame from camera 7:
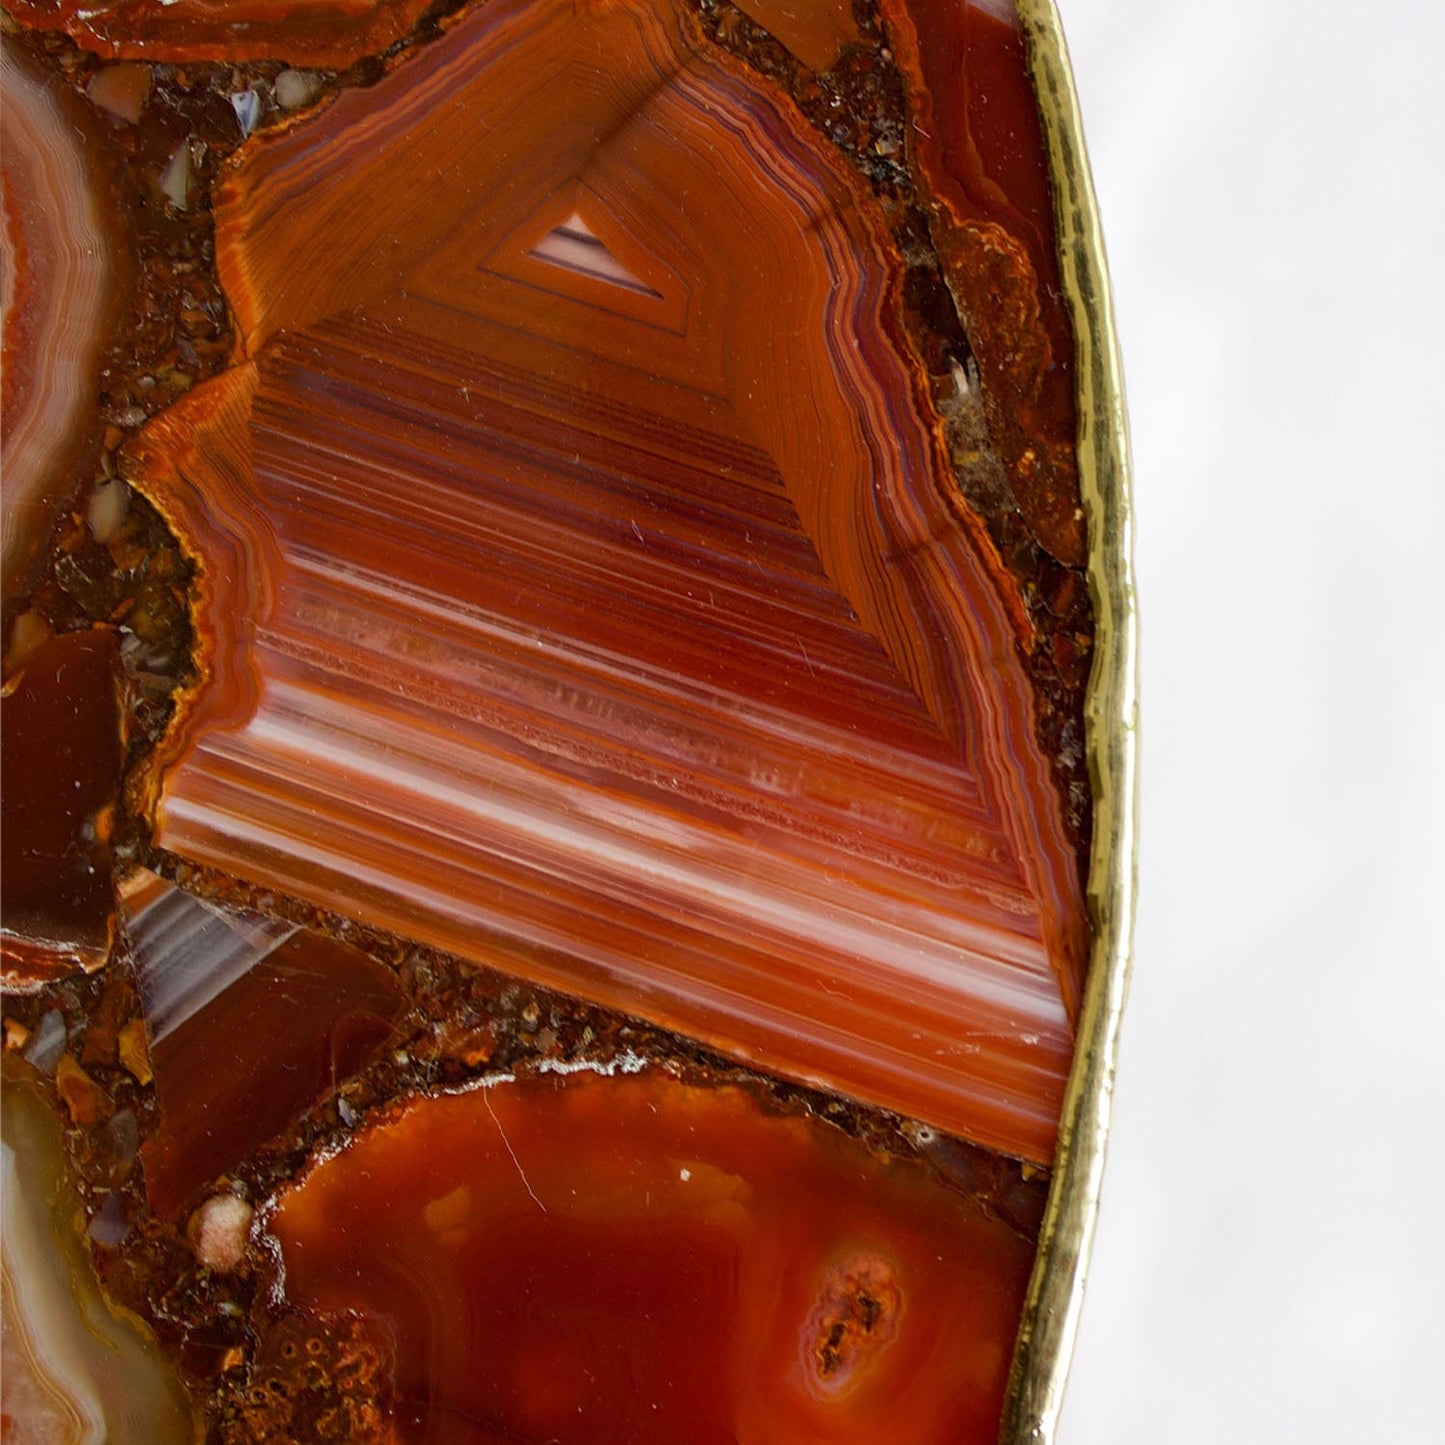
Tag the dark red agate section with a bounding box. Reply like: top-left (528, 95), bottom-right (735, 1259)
top-left (124, 873), bottom-right (407, 1219)
top-left (265, 1069), bottom-right (1035, 1444)
top-left (1, 38), bottom-right (128, 593)
top-left (1, 630), bottom-right (124, 987)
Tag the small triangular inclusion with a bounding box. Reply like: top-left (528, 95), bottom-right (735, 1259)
top-left (528, 212), bottom-right (663, 298)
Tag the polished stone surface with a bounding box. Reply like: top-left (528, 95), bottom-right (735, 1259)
top-left (3, 0), bottom-right (435, 68)
top-left (0, 3), bottom-right (1091, 1439)
top-left (126, 0), bottom-right (1086, 1164)
top-left (264, 1066), bottom-right (1036, 1443)
top-left (1, 629), bottom-right (124, 988)
top-left (0, 38), bottom-right (127, 592)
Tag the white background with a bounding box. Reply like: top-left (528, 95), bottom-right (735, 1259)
top-left (1057, 3), bottom-right (1445, 1441)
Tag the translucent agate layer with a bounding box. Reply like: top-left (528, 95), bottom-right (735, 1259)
top-left (1, 631), bottom-right (124, 988)
top-left (0, 5), bottom-right (1098, 1440)
top-left (0, 39), bottom-right (126, 591)
top-left (262, 1067), bottom-right (1036, 1443)
top-left (127, 0), bottom-right (1087, 1164)
top-left (122, 872), bottom-right (406, 1218)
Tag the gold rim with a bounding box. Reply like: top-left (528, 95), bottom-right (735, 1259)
top-left (1000, 3), bottom-right (1139, 1440)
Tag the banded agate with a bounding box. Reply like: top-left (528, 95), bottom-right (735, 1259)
top-left (127, 0), bottom-right (1087, 1164)
top-left (0, 38), bottom-right (127, 591)
top-left (0, 1087), bottom-right (194, 1445)
top-left (3, 0), bottom-right (434, 68)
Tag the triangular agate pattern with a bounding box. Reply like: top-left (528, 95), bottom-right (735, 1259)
top-left (129, 0), bottom-right (1086, 1162)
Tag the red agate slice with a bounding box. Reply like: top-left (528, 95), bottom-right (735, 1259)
top-left (3, 0), bottom-right (435, 70)
top-left (264, 1068), bottom-right (1036, 1443)
top-left (882, 0), bottom-right (1085, 564)
top-left (1, 1086), bottom-right (196, 1444)
top-left (120, 872), bottom-right (407, 1218)
top-left (125, 0), bottom-right (1087, 1165)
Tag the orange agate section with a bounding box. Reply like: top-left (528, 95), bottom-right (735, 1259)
top-left (4, 0), bottom-right (434, 69)
top-left (267, 1068), bottom-right (1035, 1444)
top-left (128, 0), bottom-right (1087, 1163)
top-left (732, 0), bottom-right (861, 73)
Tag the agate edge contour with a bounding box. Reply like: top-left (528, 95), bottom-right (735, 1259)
top-left (1001, 3), bottom-right (1138, 1440)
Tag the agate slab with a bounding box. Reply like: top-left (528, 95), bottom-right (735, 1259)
top-left (0, 1), bottom-right (1136, 1441)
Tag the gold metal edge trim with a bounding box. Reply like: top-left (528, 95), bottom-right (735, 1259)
top-left (1001, 3), bottom-right (1140, 1440)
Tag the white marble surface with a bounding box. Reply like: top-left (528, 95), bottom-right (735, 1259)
top-left (1057, 3), bottom-right (1445, 1440)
